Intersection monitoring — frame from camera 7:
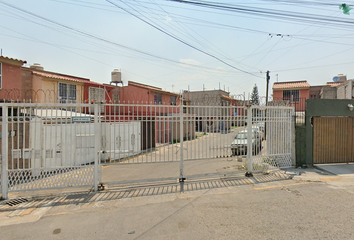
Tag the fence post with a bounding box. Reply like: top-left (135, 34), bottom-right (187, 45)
top-left (179, 102), bottom-right (185, 192)
top-left (1, 105), bottom-right (8, 199)
top-left (94, 104), bottom-right (99, 192)
top-left (246, 106), bottom-right (253, 177)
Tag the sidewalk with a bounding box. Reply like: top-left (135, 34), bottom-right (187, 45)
top-left (1, 167), bottom-right (354, 240)
top-left (285, 164), bottom-right (354, 182)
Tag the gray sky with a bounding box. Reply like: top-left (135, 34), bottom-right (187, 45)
top-left (1, 0), bottom-right (354, 97)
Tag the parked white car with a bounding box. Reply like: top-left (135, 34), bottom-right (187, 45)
top-left (231, 130), bottom-right (262, 156)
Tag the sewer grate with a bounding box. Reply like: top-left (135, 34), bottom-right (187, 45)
top-left (6, 198), bottom-right (29, 207)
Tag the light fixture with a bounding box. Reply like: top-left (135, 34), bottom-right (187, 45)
top-left (348, 104), bottom-right (353, 111)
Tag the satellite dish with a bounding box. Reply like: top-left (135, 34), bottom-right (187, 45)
top-left (333, 76), bottom-right (340, 82)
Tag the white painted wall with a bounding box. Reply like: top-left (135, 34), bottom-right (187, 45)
top-left (30, 120), bottom-right (141, 168)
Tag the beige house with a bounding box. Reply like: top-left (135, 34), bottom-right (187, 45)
top-left (22, 64), bottom-right (88, 103)
top-left (183, 90), bottom-right (232, 132)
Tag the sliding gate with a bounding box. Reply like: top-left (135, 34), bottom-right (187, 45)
top-left (98, 104), bottom-right (294, 186)
top-left (1, 102), bottom-right (294, 199)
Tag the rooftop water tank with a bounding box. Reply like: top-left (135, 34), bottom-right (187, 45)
top-left (111, 69), bottom-right (122, 84)
top-left (30, 63), bottom-right (44, 70)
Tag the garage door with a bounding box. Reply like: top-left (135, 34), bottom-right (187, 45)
top-left (313, 117), bottom-right (354, 164)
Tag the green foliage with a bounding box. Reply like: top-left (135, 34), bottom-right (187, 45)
top-left (250, 84), bottom-right (260, 106)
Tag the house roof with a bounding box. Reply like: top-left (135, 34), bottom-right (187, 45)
top-left (221, 94), bottom-right (233, 100)
top-left (273, 80), bottom-right (310, 90)
top-left (327, 82), bottom-right (341, 87)
top-left (128, 81), bottom-right (179, 96)
top-left (0, 55), bottom-right (27, 65)
top-left (31, 70), bottom-right (90, 84)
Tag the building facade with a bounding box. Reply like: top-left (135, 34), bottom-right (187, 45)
top-left (0, 55), bottom-right (27, 102)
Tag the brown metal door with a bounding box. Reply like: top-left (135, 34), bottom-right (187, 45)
top-left (313, 117), bottom-right (354, 164)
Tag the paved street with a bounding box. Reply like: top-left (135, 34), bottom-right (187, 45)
top-left (1, 168), bottom-right (354, 240)
top-left (100, 125), bottom-right (267, 186)
top-left (126, 129), bottom-right (243, 163)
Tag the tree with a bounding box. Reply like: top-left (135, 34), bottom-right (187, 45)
top-left (250, 84), bottom-right (259, 105)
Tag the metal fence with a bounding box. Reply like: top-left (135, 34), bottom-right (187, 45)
top-left (0, 102), bottom-right (294, 199)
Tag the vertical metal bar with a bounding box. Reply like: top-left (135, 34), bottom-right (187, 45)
top-left (179, 101), bottom-right (184, 191)
top-left (247, 106), bottom-right (253, 175)
top-left (94, 104), bottom-right (99, 192)
top-left (2, 105), bottom-right (9, 199)
top-left (98, 103), bottom-right (102, 183)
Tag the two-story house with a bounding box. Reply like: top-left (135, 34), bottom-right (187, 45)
top-left (183, 90), bottom-right (232, 132)
top-left (118, 81), bottom-right (194, 144)
top-left (0, 55), bottom-right (27, 102)
top-left (21, 64), bottom-right (89, 104)
top-left (272, 80), bottom-right (310, 112)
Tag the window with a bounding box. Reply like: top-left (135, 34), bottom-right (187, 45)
top-left (59, 83), bottom-right (77, 103)
top-left (170, 95), bottom-right (176, 105)
top-left (113, 93), bottom-right (119, 103)
top-left (89, 87), bottom-right (104, 104)
top-left (0, 62), bottom-right (2, 89)
top-left (89, 87), bottom-right (105, 113)
top-left (283, 90), bottom-right (299, 102)
top-left (154, 93), bottom-right (162, 104)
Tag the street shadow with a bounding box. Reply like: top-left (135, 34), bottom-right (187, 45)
top-left (0, 171), bottom-right (291, 212)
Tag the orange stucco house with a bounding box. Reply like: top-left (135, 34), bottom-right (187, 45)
top-left (272, 80), bottom-right (310, 111)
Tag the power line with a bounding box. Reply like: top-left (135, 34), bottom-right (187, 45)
top-left (105, 0), bottom-right (262, 78)
top-left (167, 0), bottom-right (354, 29)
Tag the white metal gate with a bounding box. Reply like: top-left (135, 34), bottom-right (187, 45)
top-left (1, 102), bottom-right (294, 199)
top-left (1, 103), bottom-right (100, 199)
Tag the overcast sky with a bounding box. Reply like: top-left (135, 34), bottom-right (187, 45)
top-left (1, 0), bottom-right (354, 98)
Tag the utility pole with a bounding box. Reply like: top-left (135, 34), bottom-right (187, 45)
top-left (265, 70), bottom-right (270, 106)
top-left (265, 70), bottom-right (270, 141)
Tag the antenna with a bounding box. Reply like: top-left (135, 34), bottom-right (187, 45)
top-left (333, 76), bottom-right (340, 82)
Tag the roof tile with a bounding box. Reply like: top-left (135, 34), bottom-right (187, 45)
top-left (326, 82), bottom-right (341, 87)
top-left (0, 55), bottom-right (26, 64)
top-left (32, 70), bottom-right (90, 84)
top-left (273, 81), bottom-right (310, 90)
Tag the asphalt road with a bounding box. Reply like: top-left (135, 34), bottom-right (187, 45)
top-left (1, 175), bottom-right (354, 240)
top-left (121, 129), bottom-right (242, 163)
top-left (100, 126), bottom-right (266, 185)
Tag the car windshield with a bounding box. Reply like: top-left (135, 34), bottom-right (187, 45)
top-left (235, 133), bottom-right (247, 139)
top-left (235, 133), bottom-right (255, 139)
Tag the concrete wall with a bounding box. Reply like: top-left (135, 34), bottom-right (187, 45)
top-left (337, 82), bottom-right (347, 99)
top-left (336, 81), bottom-right (353, 99)
top-left (320, 87), bottom-right (337, 99)
top-left (183, 90), bottom-right (230, 117)
top-left (183, 90), bottom-right (229, 105)
top-left (305, 99), bottom-right (354, 166)
top-left (309, 86), bottom-right (324, 99)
